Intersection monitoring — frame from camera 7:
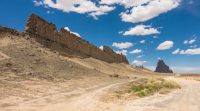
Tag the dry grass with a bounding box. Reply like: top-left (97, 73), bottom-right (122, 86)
top-left (128, 79), bottom-right (180, 97)
top-left (106, 78), bottom-right (181, 101)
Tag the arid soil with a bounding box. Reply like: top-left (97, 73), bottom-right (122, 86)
top-left (1, 32), bottom-right (200, 111)
top-left (1, 76), bottom-right (199, 111)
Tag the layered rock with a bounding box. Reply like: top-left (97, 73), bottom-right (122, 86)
top-left (25, 14), bottom-right (128, 64)
top-left (155, 60), bottom-right (173, 73)
top-left (0, 26), bottom-right (22, 36)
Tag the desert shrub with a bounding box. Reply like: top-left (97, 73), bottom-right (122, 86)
top-left (129, 79), bottom-right (180, 97)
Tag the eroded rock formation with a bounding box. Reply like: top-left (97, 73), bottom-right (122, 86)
top-left (155, 60), bottom-right (173, 73)
top-left (25, 14), bottom-right (128, 64)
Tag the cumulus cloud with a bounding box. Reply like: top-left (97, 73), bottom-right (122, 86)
top-left (99, 46), bottom-right (104, 50)
top-left (179, 48), bottom-right (200, 55)
top-left (132, 59), bottom-right (147, 66)
top-left (71, 32), bottom-right (81, 37)
top-left (130, 49), bottom-right (142, 54)
top-left (137, 55), bottom-right (144, 58)
top-left (34, 0), bottom-right (180, 21)
top-left (172, 48), bottom-right (180, 54)
top-left (100, 0), bottom-right (151, 7)
top-left (33, 0), bottom-right (43, 6)
top-left (64, 27), bottom-right (71, 31)
top-left (140, 40), bottom-right (146, 44)
top-left (172, 48), bottom-right (200, 55)
top-left (123, 25), bottom-right (160, 36)
top-left (120, 0), bottom-right (180, 23)
top-left (153, 36), bottom-right (158, 39)
top-left (190, 45), bottom-right (197, 48)
top-left (64, 27), bottom-right (81, 37)
top-left (156, 41), bottom-right (174, 50)
top-left (112, 42), bottom-right (133, 49)
top-left (184, 38), bottom-right (196, 45)
top-left (35, 0), bottom-right (115, 19)
top-left (115, 50), bottom-right (128, 56)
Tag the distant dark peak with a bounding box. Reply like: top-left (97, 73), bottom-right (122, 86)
top-left (155, 59), bottom-right (173, 73)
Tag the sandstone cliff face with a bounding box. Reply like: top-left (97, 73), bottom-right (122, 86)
top-left (155, 60), bottom-right (173, 73)
top-left (25, 14), bottom-right (128, 64)
top-left (0, 26), bottom-right (22, 36)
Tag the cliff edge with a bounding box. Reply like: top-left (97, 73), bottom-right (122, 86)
top-left (25, 14), bottom-right (128, 64)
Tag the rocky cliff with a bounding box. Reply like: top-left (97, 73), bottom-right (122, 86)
top-left (155, 60), bottom-right (173, 73)
top-left (25, 14), bottom-right (128, 64)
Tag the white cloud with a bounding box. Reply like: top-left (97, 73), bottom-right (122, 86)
top-left (120, 0), bottom-right (180, 23)
top-left (35, 0), bottom-right (180, 21)
top-left (47, 10), bottom-right (54, 14)
top-left (64, 27), bottom-right (71, 31)
top-left (64, 27), bottom-right (81, 37)
top-left (112, 42), bottom-right (133, 49)
top-left (136, 55), bottom-right (144, 58)
top-left (184, 38), bottom-right (196, 45)
top-left (123, 25), bottom-right (160, 36)
top-left (36, 0), bottom-right (115, 19)
top-left (132, 59), bottom-right (147, 66)
top-left (71, 32), bottom-right (81, 37)
top-left (140, 40), bottom-right (146, 44)
top-left (47, 10), bottom-right (50, 14)
top-left (100, 0), bottom-right (151, 8)
top-left (172, 48), bottom-right (200, 55)
top-left (189, 39), bottom-right (196, 44)
top-left (156, 41), bottom-right (174, 50)
top-left (130, 49), bottom-right (142, 54)
top-left (99, 46), bottom-right (104, 50)
top-left (172, 48), bottom-right (180, 54)
top-left (153, 36), bottom-right (158, 38)
top-left (190, 45), bottom-right (197, 48)
top-left (188, 0), bottom-right (194, 5)
top-left (118, 31), bottom-right (124, 34)
top-left (33, 0), bottom-right (43, 6)
top-left (115, 50), bottom-right (128, 56)
top-left (179, 48), bottom-right (200, 55)
top-left (157, 57), bottom-right (162, 60)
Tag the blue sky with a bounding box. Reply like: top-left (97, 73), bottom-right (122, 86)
top-left (0, 0), bottom-right (200, 73)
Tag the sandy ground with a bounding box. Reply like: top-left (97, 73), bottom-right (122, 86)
top-left (1, 30), bottom-right (200, 111)
top-left (1, 77), bottom-right (199, 111)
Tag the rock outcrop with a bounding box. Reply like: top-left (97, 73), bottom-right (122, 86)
top-left (155, 60), bottom-right (173, 73)
top-left (0, 26), bottom-right (22, 36)
top-left (25, 14), bottom-right (128, 64)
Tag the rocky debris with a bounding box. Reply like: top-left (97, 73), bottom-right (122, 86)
top-left (109, 74), bottom-right (119, 78)
top-left (155, 60), bottom-right (173, 73)
top-left (24, 13), bottom-right (128, 64)
top-left (109, 74), bottom-right (130, 79)
top-left (69, 64), bottom-right (73, 68)
top-left (5, 62), bottom-right (12, 67)
top-left (33, 58), bottom-right (42, 64)
top-left (119, 76), bottom-right (130, 79)
top-left (20, 71), bottom-right (54, 80)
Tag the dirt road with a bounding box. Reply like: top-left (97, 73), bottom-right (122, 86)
top-left (2, 77), bottom-right (200, 111)
top-left (154, 77), bottom-right (200, 111)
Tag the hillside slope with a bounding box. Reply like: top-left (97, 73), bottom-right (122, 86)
top-left (0, 27), bottom-right (155, 110)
